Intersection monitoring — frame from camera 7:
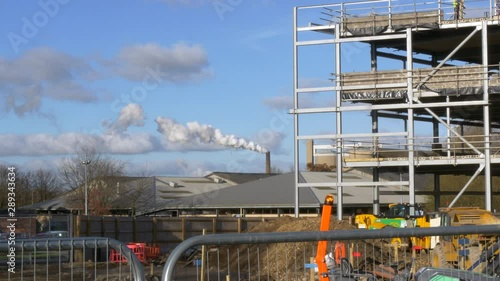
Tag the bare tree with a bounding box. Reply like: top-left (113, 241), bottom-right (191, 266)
top-left (270, 166), bottom-right (283, 174)
top-left (0, 164), bottom-right (11, 208)
top-left (58, 147), bottom-right (127, 215)
top-left (59, 147), bottom-right (126, 190)
top-left (0, 165), bottom-right (34, 207)
top-left (25, 169), bottom-right (62, 204)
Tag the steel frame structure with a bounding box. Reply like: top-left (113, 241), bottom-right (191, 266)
top-left (293, 0), bottom-right (500, 219)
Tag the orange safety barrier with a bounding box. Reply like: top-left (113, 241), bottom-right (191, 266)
top-left (110, 243), bottom-right (160, 264)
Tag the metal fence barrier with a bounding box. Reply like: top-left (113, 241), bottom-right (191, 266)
top-left (0, 237), bottom-right (146, 281)
top-left (162, 224), bottom-right (500, 281)
top-left (2, 225), bottom-right (499, 280)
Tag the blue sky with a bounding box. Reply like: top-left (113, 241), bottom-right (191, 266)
top-left (0, 0), bottom-right (454, 176)
top-left (0, 0), bottom-right (332, 176)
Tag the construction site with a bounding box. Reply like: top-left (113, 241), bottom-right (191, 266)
top-left (3, 1), bottom-right (500, 280)
top-left (292, 0), bottom-right (500, 220)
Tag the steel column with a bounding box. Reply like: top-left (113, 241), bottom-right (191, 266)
top-left (406, 28), bottom-right (416, 215)
top-left (372, 110), bottom-right (380, 215)
top-left (446, 96), bottom-right (451, 159)
top-left (434, 174), bottom-right (441, 211)
top-left (432, 119), bottom-right (439, 151)
top-left (482, 21), bottom-right (492, 211)
top-left (371, 43), bottom-right (377, 71)
top-left (371, 42), bottom-right (379, 215)
top-left (293, 7), bottom-right (300, 218)
top-left (336, 23), bottom-right (343, 220)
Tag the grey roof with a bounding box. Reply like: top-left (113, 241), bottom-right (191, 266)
top-left (22, 196), bottom-right (70, 211)
top-left (151, 170), bottom-right (428, 212)
top-left (205, 172), bottom-right (277, 185)
top-left (154, 176), bottom-right (233, 203)
top-left (153, 173), bottom-right (319, 210)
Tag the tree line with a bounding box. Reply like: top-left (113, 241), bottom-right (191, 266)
top-left (0, 147), bottom-right (133, 213)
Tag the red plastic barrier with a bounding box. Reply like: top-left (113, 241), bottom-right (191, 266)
top-left (110, 242), bottom-right (159, 264)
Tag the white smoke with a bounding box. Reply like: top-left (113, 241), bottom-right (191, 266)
top-left (155, 117), bottom-right (268, 153)
top-left (104, 103), bottom-right (145, 133)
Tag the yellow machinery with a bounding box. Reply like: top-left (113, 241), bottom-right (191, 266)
top-left (354, 203), bottom-right (438, 250)
top-left (431, 207), bottom-right (500, 274)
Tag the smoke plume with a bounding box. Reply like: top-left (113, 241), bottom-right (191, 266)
top-left (104, 103), bottom-right (145, 133)
top-left (155, 117), bottom-right (267, 153)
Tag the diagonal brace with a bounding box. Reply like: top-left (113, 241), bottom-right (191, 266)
top-left (414, 99), bottom-right (483, 156)
top-left (448, 164), bottom-right (485, 207)
top-left (416, 26), bottom-right (482, 90)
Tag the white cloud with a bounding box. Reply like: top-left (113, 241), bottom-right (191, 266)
top-left (0, 132), bottom-right (159, 157)
top-left (110, 42), bottom-right (213, 83)
top-left (0, 47), bottom-right (100, 116)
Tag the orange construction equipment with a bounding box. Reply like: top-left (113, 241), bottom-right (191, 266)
top-left (315, 194), bottom-right (334, 281)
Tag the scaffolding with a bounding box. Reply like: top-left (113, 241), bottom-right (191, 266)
top-left (292, 0), bottom-right (500, 219)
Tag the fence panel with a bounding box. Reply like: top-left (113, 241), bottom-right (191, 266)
top-left (0, 237), bottom-right (146, 281)
top-left (162, 225), bottom-right (500, 281)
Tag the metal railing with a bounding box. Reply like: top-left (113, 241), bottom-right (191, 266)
top-left (0, 237), bottom-right (146, 281)
top-left (296, 0), bottom-right (496, 29)
top-left (162, 224), bottom-right (500, 281)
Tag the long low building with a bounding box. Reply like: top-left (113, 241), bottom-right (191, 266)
top-left (144, 170), bottom-right (428, 217)
top-left (21, 170), bottom-right (427, 217)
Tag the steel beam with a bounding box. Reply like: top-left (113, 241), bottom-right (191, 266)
top-left (297, 181), bottom-right (409, 188)
top-left (376, 51), bottom-right (454, 67)
top-left (376, 111), bottom-right (500, 129)
top-left (290, 100), bottom-right (489, 114)
top-left (296, 33), bottom-right (406, 46)
top-left (296, 131), bottom-right (408, 140)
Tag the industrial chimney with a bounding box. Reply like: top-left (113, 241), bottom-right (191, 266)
top-left (265, 151), bottom-right (271, 174)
